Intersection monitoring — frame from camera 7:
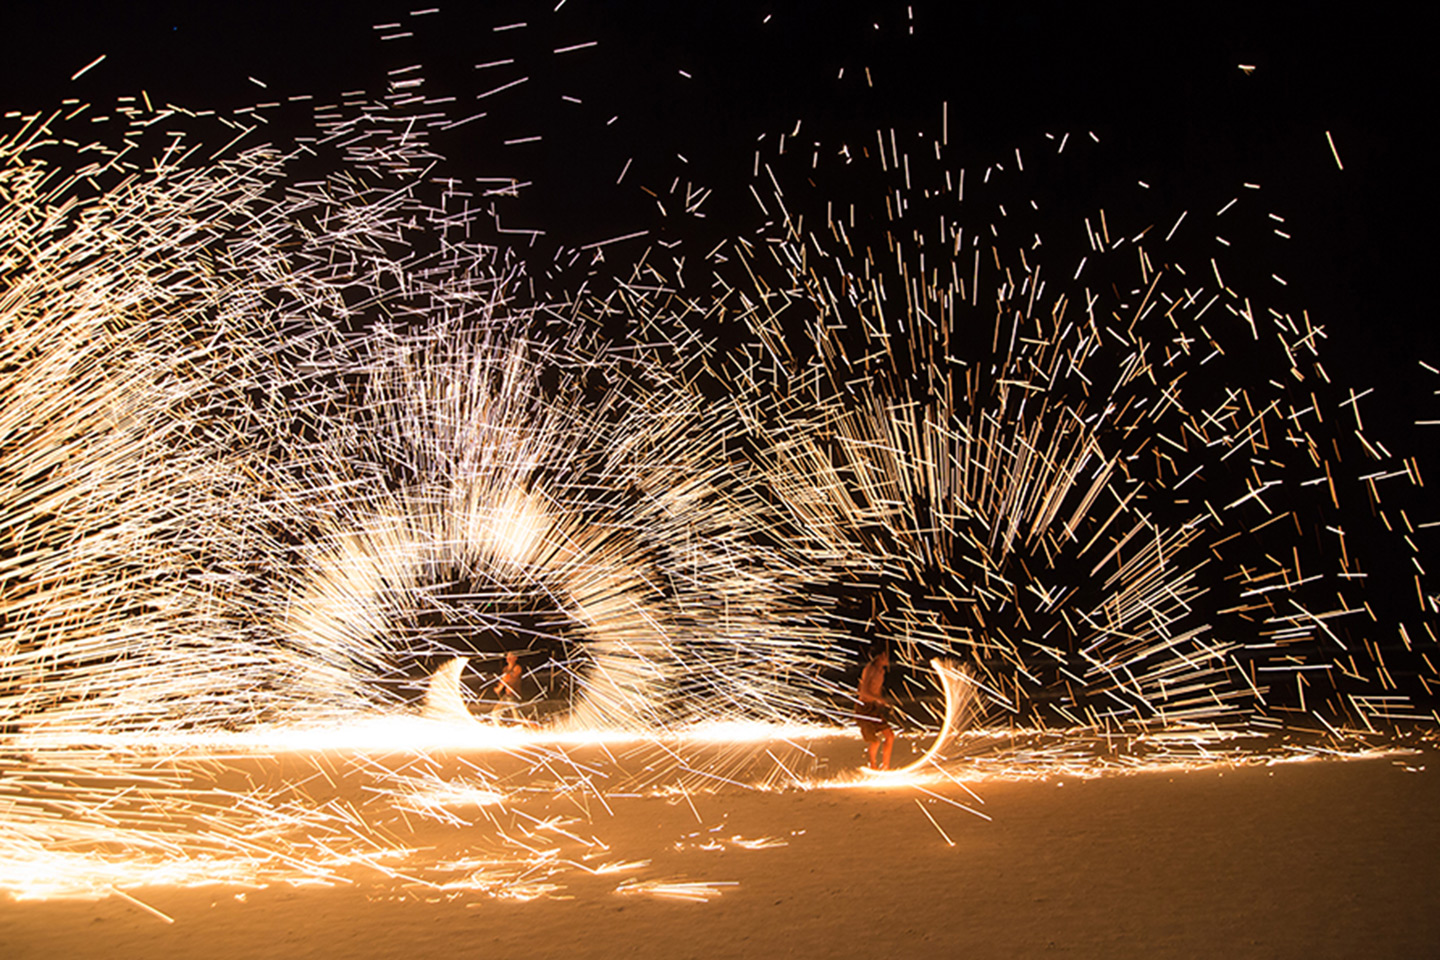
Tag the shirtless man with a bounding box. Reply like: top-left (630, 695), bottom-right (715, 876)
top-left (490, 652), bottom-right (523, 721)
top-left (856, 647), bottom-right (895, 770)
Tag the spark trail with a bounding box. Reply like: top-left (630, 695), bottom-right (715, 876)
top-left (623, 118), bottom-right (1439, 737)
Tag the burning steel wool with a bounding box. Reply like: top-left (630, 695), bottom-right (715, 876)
top-left (1, 3), bottom-right (1435, 908)
top-left (650, 124), bottom-right (1439, 737)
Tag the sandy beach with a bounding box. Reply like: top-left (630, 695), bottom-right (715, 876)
top-left (3, 739), bottom-right (1435, 960)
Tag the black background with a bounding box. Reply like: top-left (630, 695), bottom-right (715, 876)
top-left (2, 1), bottom-right (1431, 402)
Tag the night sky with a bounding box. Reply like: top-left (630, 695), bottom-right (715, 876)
top-left (4, 3), bottom-right (1436, 627)
top-left (4, 3), bottom-right (1432, 388)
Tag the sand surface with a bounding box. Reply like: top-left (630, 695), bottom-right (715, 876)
top-left (2, 742), bottom-right (1437, 960)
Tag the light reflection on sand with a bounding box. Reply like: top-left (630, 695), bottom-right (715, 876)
top-left (1, 713), bottom-right (1419, 905)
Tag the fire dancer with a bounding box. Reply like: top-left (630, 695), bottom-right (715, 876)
top-left (490, 652), bottom-right (523, 721)
top-left (856, 646), bottom-right (895, 769)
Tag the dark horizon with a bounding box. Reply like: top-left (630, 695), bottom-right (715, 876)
top-left (4, 3), bottom-right (1431, 400)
